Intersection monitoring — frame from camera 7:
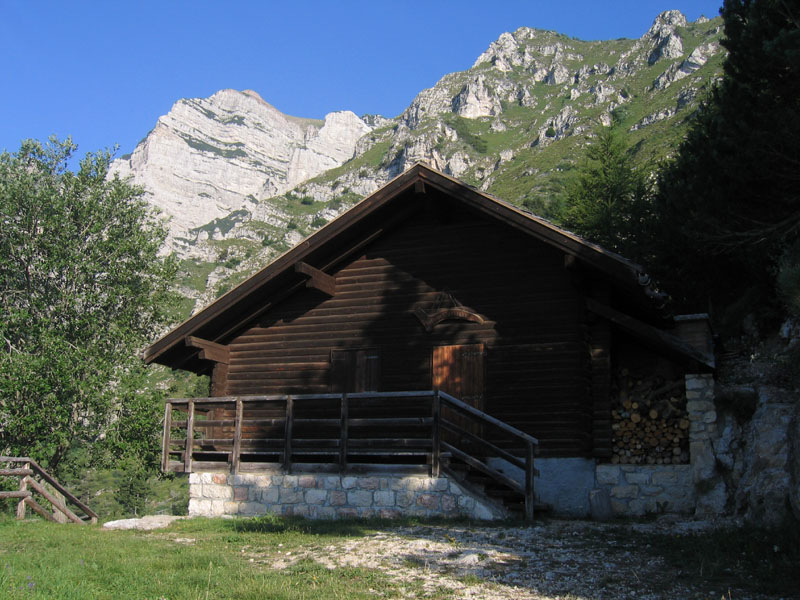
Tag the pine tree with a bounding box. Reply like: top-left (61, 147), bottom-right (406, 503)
top-left (653, 0), bottom-right (800, 316)
top-left (561, 125), bottom-right (653, 263)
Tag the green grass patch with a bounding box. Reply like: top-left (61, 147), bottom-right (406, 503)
top-left (176, 259), bottom-right (217, 294)
top-left (0, 516), bottom-right (408, 599)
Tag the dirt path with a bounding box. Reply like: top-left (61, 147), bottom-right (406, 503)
top-left (243, 517), bottom-right (775, 599)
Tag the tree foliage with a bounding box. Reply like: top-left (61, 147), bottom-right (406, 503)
top-left (561, 125), bottom-right (653, 262)
top-left (653, 0), bottom-right (800, 316)
top-left (0, 138), bottom-right (176, 473)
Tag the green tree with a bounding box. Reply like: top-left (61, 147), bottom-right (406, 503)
top-left (653, 0), bottom-right (800, 316)
top-left (0, 138), bottom-right (176, 474)
top-left (561, 125), bottom-right (653, 262)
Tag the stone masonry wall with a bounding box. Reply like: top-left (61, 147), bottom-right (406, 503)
top-left (188, 473), bottom-right (503, 520)
top-left (595, 464), bottom-right (694, 515)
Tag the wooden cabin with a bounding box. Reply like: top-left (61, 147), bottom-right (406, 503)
top-left (145, 164), bottom-right (714, 517)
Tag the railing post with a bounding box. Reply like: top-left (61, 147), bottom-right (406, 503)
top-left (16, 461), bottom-right (28, 520)
top-left (184, 400), bottom-right (195, 473)
top-left (232, 397), bottom-right (243, 474)
top-left (339, 393), bottom-right (348, 473)
top-left (525, 440), bottom-right (535, 521)
top-left (431, 392), bottom-right (441, 478)
top-left (161, 402), bottom-right (172, 472)
top-left (283, 395), bottom-right (293, 474)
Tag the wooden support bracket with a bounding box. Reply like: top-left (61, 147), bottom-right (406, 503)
top-left (186, 336), bottom-right (230, 364)
top-left (295, 261), bottom-right (336, 296)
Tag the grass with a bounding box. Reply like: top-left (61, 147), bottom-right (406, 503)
top-left (0, 515), bottom-right (411, 599)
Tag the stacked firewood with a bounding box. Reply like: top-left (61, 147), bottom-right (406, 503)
top-left (610, 369), bottom-right (689, 465)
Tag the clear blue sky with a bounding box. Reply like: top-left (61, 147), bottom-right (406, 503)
top-left (1, 1), bottom-right (723, 160)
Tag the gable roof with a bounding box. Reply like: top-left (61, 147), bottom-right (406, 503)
top-left (144, 163), bottom-right (679, 372)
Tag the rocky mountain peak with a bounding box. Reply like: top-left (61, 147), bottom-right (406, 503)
top-left (646, 10), bottom-right (688, 64)
top-left (110, 89), bottom-right (373, 251)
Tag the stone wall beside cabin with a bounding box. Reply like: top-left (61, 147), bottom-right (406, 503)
top-left (188, 473), bottom-right (504, 520)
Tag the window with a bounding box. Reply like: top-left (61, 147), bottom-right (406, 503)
top-left (330, 348), bottom-right (380, 393)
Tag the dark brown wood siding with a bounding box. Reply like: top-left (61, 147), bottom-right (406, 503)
top-left (224, 209), bottom-right (592, 456)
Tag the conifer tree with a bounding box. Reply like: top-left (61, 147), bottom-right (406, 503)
top-left (653, 0), bottom-right (800, 316)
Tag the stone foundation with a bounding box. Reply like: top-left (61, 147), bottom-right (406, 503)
top-left (188, 473), bottom-right (503, 520)
top-left (595, 464), bottom-right (694, 515)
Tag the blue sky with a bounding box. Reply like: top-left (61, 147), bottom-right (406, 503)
top-left (1, 1), bottom-right (723, 160)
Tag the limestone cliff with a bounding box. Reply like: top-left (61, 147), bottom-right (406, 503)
top-left (110, 89), bottom-right (372, 252)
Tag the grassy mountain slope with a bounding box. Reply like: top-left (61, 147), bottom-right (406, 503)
top-left (167, 12), bottom-right (724, 321)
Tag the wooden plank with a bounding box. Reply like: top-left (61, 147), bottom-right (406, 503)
top-left (24, 477), bottom-right (84, 524)
top-left (585, 297), bottom-right (715, 369)
top-left (162, 402), bottom-right (172, 472)
top-left (339, 394), bottom-right (348, 473)
top-left (232, 397), bottom-right (243, 474)
top-left (23, 497), bottom-right (57, 522)
top-left (431, 392), bottom-right (440, 477)
top-left (440, 420), bottom-right (527, 471)
top-left (184, 400), bottom-right (195, 473)
top-left (283, 396), bottom-right (293, 473)
top-left (15, 462), bottom-right (28, 520)
top-left (295, 261), bottom-right (336, 296)
top-left (438, 391), bottom-right (539, 445)
top-left (186, 336), bottom-right (230, 364)
top-left (440, 442), bottom-right (523, 495)
top-left (0, 468), bottom-right (33, 477)
top-left (0, 490), bottom-right (31, 499)
top-left (25, 460), bottom-right (98, 521)
top-left (525, 440), bottom-right (536, 521)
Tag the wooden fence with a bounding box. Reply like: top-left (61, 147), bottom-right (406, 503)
top-left (0, 457), bottom-right (98, 524)
top-left (164, 390), bottom-right (539, 519)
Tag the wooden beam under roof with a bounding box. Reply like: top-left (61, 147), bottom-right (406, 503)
top-left (585, 298), bottom-right (715, 371)
top-left (295, 261), bottom-right (336, 296)
top-left (185, 336), bottom-right (230, 364)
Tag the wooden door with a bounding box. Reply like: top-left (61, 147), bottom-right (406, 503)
top-left (433, 344), bottom-right (485, 438)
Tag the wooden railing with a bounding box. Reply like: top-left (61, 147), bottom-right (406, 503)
top-left (163, 391), bottom-right (437, 475)
top-left (164, 390), bottom-right (539, 520)
top-left (435, 391), bottom-right (539, 521)
top-left (0, 457), bottom-right (98, 524)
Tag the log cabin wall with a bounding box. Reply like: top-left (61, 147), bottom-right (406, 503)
top-left (221, 196), bottom-right (593, 457)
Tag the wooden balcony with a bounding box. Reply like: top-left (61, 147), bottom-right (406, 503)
top-left (163, 390), bottom-right (540, 519)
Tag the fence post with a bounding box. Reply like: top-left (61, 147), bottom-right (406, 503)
top-left (232, 397), bottom-right (243, 474)
top-left (525, 440), bottom-right (535, 521)
top-left (16, 462), bottom-right (28, 520)
top-left (161, 402), bottom-right (172, 472)
top-left (339, 393), bottom-right (348, 473)
top-left (431, 392), bottom-right (441, 478)
top-left (283, 395), bottom-right (294, 474)
top-left (184, 400), bottom-right (195, 473)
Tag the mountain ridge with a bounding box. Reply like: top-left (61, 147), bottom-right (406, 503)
top-left (111, 10), bottom-right (725, 319)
